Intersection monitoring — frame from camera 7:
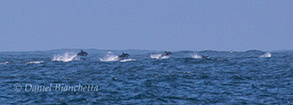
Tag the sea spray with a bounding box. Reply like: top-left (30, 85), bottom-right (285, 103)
top-left (26, 61), bottom-right (44, 64)
top-left (99, 52), bottom-right (119, 62)
top-left (52, 52), bottom-right (77, 62)
top-left (192, 53), bottom-right (202, 59)
top-left (0, 61), bottom-right (9, 65)
top-left (150, 54), bottom-right (170, 59)
top-left (260, 52), bottom-right (272, 58)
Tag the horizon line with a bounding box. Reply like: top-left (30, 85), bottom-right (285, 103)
top-left (0, 48), bottom-right (292, 53)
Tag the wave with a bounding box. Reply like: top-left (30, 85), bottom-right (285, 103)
top-left (52, 53), bottom-right (77, 62)
top-left (260, 52), bottom-right (272, 58)
top-left (99, 52), bottom-right (119, 62)
top-left (26, 61), bottom-right (44, 64)
top-left (245, 50), bottom-right (264, 53)
top-left (0, 61), bottom-right (9, 65)
top-left (150, 54), bottom-right (170, 59)
top-left (192, 53), bottom-right (202, 59)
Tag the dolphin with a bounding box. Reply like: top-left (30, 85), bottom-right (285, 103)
top-left (118, 53), bottom-right (129, 60)
top-left (162, 51), bottom-right (172, 56)
top-left (77, 50), bottom-right (88, 56)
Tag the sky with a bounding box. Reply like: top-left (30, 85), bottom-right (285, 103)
top-left (0, 0), bottom-right (292, 51)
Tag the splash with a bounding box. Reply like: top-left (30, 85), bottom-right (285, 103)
top-left (0, 61), bottom-right (9, 65)
top-left (161, 56), bottom-right (170, 59)
top-left (100, 52), bottom-right (119, 62)
top-left (120, 59), bottom-right (136, 62)
top-left (150, 54), bottom-right (162, 59)
top-left (26, 61), bottom-right (44, 64)
top-left (150, 54), bottom-right (170, 59)
top-left (192, 53), bottom-right (202, 59)
top-left (52, 53), bottom-right (77, 62)
top-left (260, 52), bottom-right (272, 58)
top-left (229, 50), bottom-right (234, 54)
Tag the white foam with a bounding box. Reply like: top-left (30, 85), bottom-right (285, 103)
top-left (0, 61), bottom-right (9, 65)
top-left (150, 54), bottom-right (170, 59)
top-left (161, 56), bottom-right (170, 59)
top-left (150, 54), bottom-right (162, 59)
top-left (52, 53), bottom-right (77, 62)
top-left (26, 61), bottom-right (44, 64)
top-left (99, 52), bottom-right (119, 62)
top-left (120, 59), bottom-right (136, 62)
top-left (192, 53), bottom-right (202, 59)
top-left (260, 52), bottom-right (272, 58)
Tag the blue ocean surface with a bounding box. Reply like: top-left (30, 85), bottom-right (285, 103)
top-left (0, 49), bottom-right (293, 104)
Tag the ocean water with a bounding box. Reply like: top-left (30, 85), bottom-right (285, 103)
top-left (0, 49), bottom-right (293, 104)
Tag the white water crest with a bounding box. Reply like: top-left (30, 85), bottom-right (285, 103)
top-left (0, 61), bottom-right (9, 65)
top-left (192, 53), bottom-right (202, 59)
top-left (120, 59), bottom-right (136, 62)
top-left (100, 52), bottom-right (119, 62)
top-left (52, 53), bottom-right (77, 62)
top-left (26, 61), bottom-right (44, 64)
top-left (260, 52), bottom-right (272, 58)
top-left (150, 54), bottom-right (169, 59)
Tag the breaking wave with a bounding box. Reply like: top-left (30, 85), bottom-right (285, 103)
top-left (52, 53), bottom-right (77, 62)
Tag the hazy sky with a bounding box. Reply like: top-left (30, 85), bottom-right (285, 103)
top-left (0, 0), bottom-right (292, 51)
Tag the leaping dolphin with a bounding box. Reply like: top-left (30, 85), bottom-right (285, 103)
top-left (77, 50), bottom-right (88, 56)
top-left (162, 51), bottom-right (172, 56)
top-left (118, 53), bottom-right (129, 60)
